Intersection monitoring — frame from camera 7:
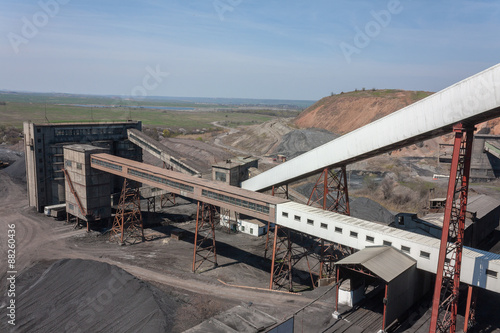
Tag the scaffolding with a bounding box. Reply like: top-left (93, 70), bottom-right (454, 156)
top-left (110, 178), bottom-right (145, 245)
top-left (192, 202), bottom-right (219, 272)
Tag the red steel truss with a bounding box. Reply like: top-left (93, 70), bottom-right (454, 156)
top-left (265, 184), bottom-right (289, 258)
top-left (307, 165), bottom-right (350, 215)
top-left (110, 178), bottom-right (145, 244)
top-left (269, 225), bottom-right (315, 291)
top-left (192, 202), bottom-right (219, 272)
top-left (464, 285), bottom-right (477, 332)
top-left (429, 124), bottom-right (474, 333)
top-left (308, 165), bottom-right (352, 283)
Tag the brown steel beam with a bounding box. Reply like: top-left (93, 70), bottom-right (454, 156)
top-left (464, 285), bottom-right (477, 333)
top-left (429, 124), bottom-right (474, 333)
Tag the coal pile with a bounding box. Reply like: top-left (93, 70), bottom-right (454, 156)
top-left (1, 259), bottom-right (178, 333)
top-left (274, 128), bottom-right (338, 160)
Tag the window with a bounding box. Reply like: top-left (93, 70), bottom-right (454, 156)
top-left (294, 215), bottom-right (301, 222)
top-left (250, 228), bottom-right (254, 235)
top-left (215, 171), bottom-right (227, 182)
top-left (350, 231), bottom-right (358, 238)
top-left (76, 163), bottom-right (82, 170)
top-left (282, 212), bottom-right (288, 218)
top-left (486, 269), bottom-right (498, 278)
top-left (401, 245), bottom-right (411, 254)
top-left (398, 216), bottom-right (404, 225)
top-left (241, 226), bottom-right (245, 232)
top-left (68, 203), bottom-right (74, 211)
top-left (65, 160), bottom-right (72, 167)
top-left (383, 240), bottom-right (392, 246)
top-left (307, 219), bottom-right (314, 225)
top-left (320, 223), bottom-right (328, 229)
top-left (420, 251), bottom-right (430, 259)
top-left (335, 227), bottom-right (342, 233)
top-left (366, 235), bottom-right (374, 243)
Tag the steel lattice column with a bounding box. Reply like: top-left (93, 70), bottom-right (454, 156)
top-left (429, 124), bottom-right (474, 333)
top-left (110, 178), bottom-right (145, 245)
top-left (268, 225), bottom-right (316, 291)
top-left (192, 202), bottom-right (219, 272)
top-left (265, 185), bottom-right (289, 258)
top-left (160, 192), bottom-right (176, 208)
top-left (308, 165), bottom-right (352, 284)
top-left (307, 165), bottom-right (350, 215)
top-left (464, 285), bottom-right (477, 332)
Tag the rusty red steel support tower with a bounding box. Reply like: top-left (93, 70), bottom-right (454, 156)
top-left (268, 184), bottom-right (316, 291)
top-left (463, 285), bottom-right (477, 332)
top-left (192, 202), bottom-right (219, 272)
top-left (429, 124), bottom-right (475, 333)
top-left (307, 166), bottom-right (352, 281)
top-left (265, 184), bottom-right (289, 258)
top-left (268, 225), bottom-right (315, 291)
top-left (110, 178), bottom-right (145, 244)
top-left (308, 165), bottom-right (350, 215)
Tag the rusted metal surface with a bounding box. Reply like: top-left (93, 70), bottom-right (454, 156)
top-left (110, 178), bottom-right (144, 245)
top-left (429, 124), bottom-right (474, 333)
top-left (192, 202), bottom-right (218, 272)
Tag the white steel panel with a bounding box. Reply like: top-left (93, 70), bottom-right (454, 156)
top-left (242, 63), bottom-right (500, 191)
top-left (276, 201), bottom-right (500, 293)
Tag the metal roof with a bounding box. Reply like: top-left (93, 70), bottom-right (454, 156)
top-left (466, 194), bottom-right (500, 219)
top-left (335, 246), bottom-right (416, 282)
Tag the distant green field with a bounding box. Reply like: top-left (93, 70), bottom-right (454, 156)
top-left (0, 93), bottom-right (300, 130)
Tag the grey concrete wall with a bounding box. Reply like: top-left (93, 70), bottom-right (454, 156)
top-left (24, 122), bottom-right (141, 212)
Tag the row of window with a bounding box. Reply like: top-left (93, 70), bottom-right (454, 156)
top-left (91, 158), bottom-right (123, 171)
top-left (65, 160), bottom-right (83, 170)
top-left (281, 211), bottom-right (432, 260)
top-left (54, 127), bottom-right (124, 137)
top-left (129, 133), bottom-right (162, 156)
top-left (128, 168), bottom-right (194, 192)
top-left (201, 189), bottom-right (270, 215)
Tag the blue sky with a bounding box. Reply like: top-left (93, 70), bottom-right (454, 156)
top-left (1, 0), bottom-right (499, 100)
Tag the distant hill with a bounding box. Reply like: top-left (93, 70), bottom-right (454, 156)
top-left (294, 89), bottom-right (500, 158)
top-left (294, 89), bottom-right (433, 135)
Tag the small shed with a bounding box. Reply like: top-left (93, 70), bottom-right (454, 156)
top-left (335, 246), bottom-right (421, 331)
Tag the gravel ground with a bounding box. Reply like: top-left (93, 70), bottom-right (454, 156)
top-left (273, 128), bottom-right (338, 160)
top-left (2, 259), bottom-right (177, 333)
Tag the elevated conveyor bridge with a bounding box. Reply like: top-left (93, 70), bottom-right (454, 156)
top-left (91, 153), bottom-right (500, 294)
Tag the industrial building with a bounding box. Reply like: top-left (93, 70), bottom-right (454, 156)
top-left (212, 156), bottom-right (258, 186)
top-left (23, 121), bottom-right (142, 212)
top-left (394, 195), bottom-right (500, 247)
top-left (20, 64), bottom-right (500, 332)
top-left (63, 144), bottom-right (112, 224)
